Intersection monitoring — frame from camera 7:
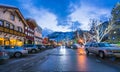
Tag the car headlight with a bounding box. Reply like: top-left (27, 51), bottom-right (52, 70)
top-left (106, 49), bottom-right (112, 53)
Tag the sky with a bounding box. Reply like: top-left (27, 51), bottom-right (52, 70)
top-left (0, 0), bottom-right (119, 32)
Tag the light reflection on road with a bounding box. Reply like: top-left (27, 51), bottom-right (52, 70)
top-left (60, 46), bottom-right (66, 54)
top-left (77, 49), bottom-right (87, 71)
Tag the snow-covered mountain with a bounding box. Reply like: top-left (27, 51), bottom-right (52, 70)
top-left (42, 28), bottom-right (53, 37)
top-left (47, 32), bottom-right (75, 42)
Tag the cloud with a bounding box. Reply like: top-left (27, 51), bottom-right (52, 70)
top-left (18, 0), bottom-right (72, 32)
top-left (68, 1), bottom-right (111, 30)
top-left (18, 0), bottom-right (112, 31)
top-left (69, 21), bottom-right (82, 31)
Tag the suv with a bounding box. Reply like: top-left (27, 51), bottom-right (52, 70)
top-left (23, 44), bottom-right (39, 53)
top-left (85, 42), bottom-right (120, 58)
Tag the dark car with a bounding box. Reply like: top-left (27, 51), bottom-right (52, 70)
top-left (4, 46), bottom-right (28, 58)
top-left (0, 46), bottom-right (9, 64)
top-left (23, 44), bottom-right (39, 53)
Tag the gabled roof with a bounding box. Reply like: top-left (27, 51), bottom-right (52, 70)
top-left (0, 4), bottom-right (28, 26)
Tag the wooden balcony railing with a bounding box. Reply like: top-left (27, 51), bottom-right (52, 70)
top-left (0, 27), bottom-right (26, 37)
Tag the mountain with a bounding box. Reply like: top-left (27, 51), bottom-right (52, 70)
top-left (42, 28), bottom-right (53, 37)
top-left (47, 32), bottom-right (75, 42)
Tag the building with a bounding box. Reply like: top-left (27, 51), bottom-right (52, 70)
top-left (25, 18), bottom-right (37, 44)
top-left (34, 25), bottom-right (42, 44)
top-left (0, 5), bottom-right (27, 46)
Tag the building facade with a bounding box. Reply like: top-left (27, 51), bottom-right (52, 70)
top-left (25, 18), bottom-right (37, 44)
top-left (0, 5), bottom-right (27, 46)
top-left (34, 25), bottom-right (42, 44)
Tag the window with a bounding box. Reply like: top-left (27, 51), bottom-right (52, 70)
top-left (6, 22), bottom-right (10, 28)
top-left (10, 14), bottom-right (15, 21)
top-left (25, 32), bottom-right (27, 35)
top-left (92, 43), bottom-right (98, 47)
top-left (0, 20), bottom-right (3, 26)
top-left (10, 24), bottom-right (14, 30)
top-left (17, 27), bottom-right (23, 32)
top-left (20, 28), bottom-right (23, 32)
top-left (25, 27), bottom-right (27, 29)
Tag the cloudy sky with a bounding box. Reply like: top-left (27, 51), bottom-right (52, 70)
top-left (0, 0), bottom-right (119, 32)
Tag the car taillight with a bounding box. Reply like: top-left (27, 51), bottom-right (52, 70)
top-left (0, 52), bottom-right (3, 55)
top-left (0, 52), bottom-right (5, 56)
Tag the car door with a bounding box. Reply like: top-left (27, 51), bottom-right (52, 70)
top-left (92, 43), bottom-right (99, 54)
top-left (88, 43), bottom-right (94, 53)
top-left (4, 46), bottom-right (14, 56)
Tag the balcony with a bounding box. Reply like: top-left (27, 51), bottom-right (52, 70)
top-left (0, 27), bottom-right (4, 32)
top-left (0, 27), bottom-right (26, 37)
top-left (4, 28), bottom-right (9, 33)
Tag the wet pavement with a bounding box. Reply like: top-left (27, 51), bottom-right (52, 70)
top-left (0, 46), bottom-right (120, 72)
top-left (26, 46), bottom-right (120, 72)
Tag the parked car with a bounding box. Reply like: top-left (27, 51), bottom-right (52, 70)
top-left (36, 44), bottom-right (46, 50)
top-left (0, 46), bottom-right (9, 64)
top-left (4, 46), bottom-right (28, 58)
top-left (85, 42), bottom-right (120, 58)
top-left (23, 44), bottom-right (39, 53)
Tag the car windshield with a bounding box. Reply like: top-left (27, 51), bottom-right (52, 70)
top-left (24, 45), bottom-right (34, 47)
top-left (98, 43), bottom-right (112, 47)
top-left (14, 46), bottom-right (22, 49)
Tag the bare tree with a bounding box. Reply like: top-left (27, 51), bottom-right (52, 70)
top-left (89, 2), bottom-right (120, 42)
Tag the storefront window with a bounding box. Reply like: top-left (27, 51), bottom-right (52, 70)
top-left (0, 20), bottom-right (3, 26)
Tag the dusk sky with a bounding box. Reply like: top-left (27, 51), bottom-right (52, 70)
top-left (0, 0), bottom-right (119, 32)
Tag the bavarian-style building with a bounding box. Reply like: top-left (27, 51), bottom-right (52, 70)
top-left (0, 5), bottom-right (27, 46)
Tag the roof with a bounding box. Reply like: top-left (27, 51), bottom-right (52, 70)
top-left (0, 4), bottom-right (28, 26)
top-left (26, 18), bottom-right (37, 28)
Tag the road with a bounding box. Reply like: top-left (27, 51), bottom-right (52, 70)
top-left (0, 46), bottom-right (120, 72)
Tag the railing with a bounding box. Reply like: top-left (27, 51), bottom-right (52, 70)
top-left (0, 27), bottom-right (26, 37)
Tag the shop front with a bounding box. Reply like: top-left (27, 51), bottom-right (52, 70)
top-left (0, 32), bottom-right (25, 46)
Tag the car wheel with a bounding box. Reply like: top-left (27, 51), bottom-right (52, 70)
top-left (31, 49), bottom-right (36, 53)
top-left (14, 52), bottom-right (22, 58)
top-left (85, 49), bottom-right (89, 55)
top-left (99, 51), bottom-right (105, 59)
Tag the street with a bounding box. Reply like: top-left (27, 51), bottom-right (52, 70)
top-left (0, 46), bottom-right (120, 72)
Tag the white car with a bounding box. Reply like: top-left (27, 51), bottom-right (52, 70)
top-left (85, 42), bottom-right (120, 58)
